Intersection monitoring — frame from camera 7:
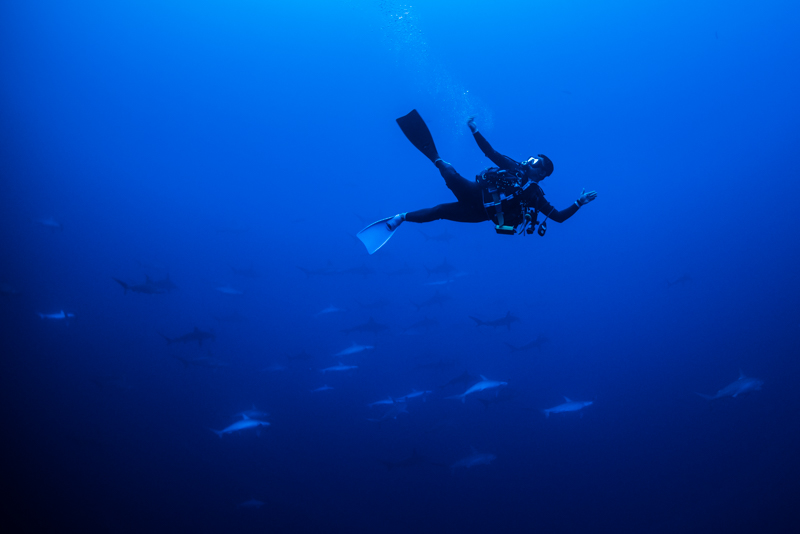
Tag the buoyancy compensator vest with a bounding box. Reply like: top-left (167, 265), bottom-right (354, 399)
top-left (476, 166), bottom-right (545, 235)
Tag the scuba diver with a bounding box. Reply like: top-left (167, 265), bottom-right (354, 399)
top-left (357, 109), bottom-right (598, 254)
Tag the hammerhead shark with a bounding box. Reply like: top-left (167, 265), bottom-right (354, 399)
top-left (667, 274), bottom-right (692, 287)
top-left (38, 310), bottom-right (75, 322)
top-left (113, 276), bottom-right (167, 295)
top-left (450, 447), bottom-right (496, 473)
top-left (419, 230), bottom-right (455, 243)
top-left (446, 375), bottom-right (508, 403)
top-left (469, 311), bottom-right (519, 330)
top-left (35, 217), bottom-right (63, 232)
top-left (696, 370), bottom-right (763, 400)
top-left (160, 327), bottom-right (215, 346)
top-left (230, 264), bottom-right (260, 278)
top-left (542, 397), bottom-right (594, 418)
top-left (210, 416), bottom-right (269, 438)
top-left (174, 351), bottom-right (228, 368)
top-left (504, 335), bottom-right (549, 352)
top-left (367, 399), bottom-right (408, 422)
top-left (439, 370), bottom-right (479, 389)
top-left (320, 362), bottom-right (358, 373)
top-left (424, 258), bottom-right (458, 278)
top-left (411, 291), bottom-right (451, 311)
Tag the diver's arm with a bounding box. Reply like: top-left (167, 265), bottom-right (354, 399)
top-left (540, 189), bottom-right (597, 223)
top-left (473, 132), bottom-right (518, 170)
top-left (468, 118), bottom-right (518, 170)
top-left (545, 203), bottom-right (579, 223)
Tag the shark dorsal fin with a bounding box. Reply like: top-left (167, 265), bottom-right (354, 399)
top-left (563, 396), bottom-right (572, 403)
top-left (242, 414), bottom-right (250, 420)
top-left (480, 375), bottom-right (487, 381)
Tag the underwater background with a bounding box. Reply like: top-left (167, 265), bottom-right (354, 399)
top-left (2, 0), bottom-right (799, 532)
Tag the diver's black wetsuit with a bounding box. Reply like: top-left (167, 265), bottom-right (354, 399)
top-left (405, 132), bottom-right (579, 225)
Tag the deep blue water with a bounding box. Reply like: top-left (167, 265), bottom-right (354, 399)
top-left (2, 1), bottom-right (799, 532)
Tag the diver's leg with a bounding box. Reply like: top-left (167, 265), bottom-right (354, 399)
top-left (405, 202), bottom-right (487, 224)
top-left (401, 162), bottom-right (487, 224)
top-left (435, 160), bottom-right (482, 204)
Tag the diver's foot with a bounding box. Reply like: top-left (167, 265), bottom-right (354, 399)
top-left (386, 213), bottom-right (405, 231)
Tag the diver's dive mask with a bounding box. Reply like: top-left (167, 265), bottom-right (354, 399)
top-left (523, 156), bottom-right (548, 179)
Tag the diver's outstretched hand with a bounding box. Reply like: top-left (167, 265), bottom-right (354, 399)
top-left (577, 188), bottom-right (598, 206)
top-left (467, 117), bottom-right (478, 134)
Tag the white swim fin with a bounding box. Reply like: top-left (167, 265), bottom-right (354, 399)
top-left (357, 216), bottom-right (398, 254)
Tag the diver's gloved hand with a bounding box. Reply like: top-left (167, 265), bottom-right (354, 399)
top-left (467, 117), bottom-right (478, 134)
top-left (577, 188), bottom-right (598, 206)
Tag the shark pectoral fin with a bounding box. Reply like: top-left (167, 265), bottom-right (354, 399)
top-left (564, 396), bottom-right (572, 403)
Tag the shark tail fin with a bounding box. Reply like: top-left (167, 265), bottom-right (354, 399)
top-left (159, 333), bottom-right (173, 344)
top-left (210, 428), bottom-right (224, 438)
top-left (542, 409), bottom-right (550, 418)
top-left (113, 278), bottom-right (129, 294)
top-left (469, 316), bottom-right (483, 327)
top-left (695, 392), bottom-right (715, 400)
